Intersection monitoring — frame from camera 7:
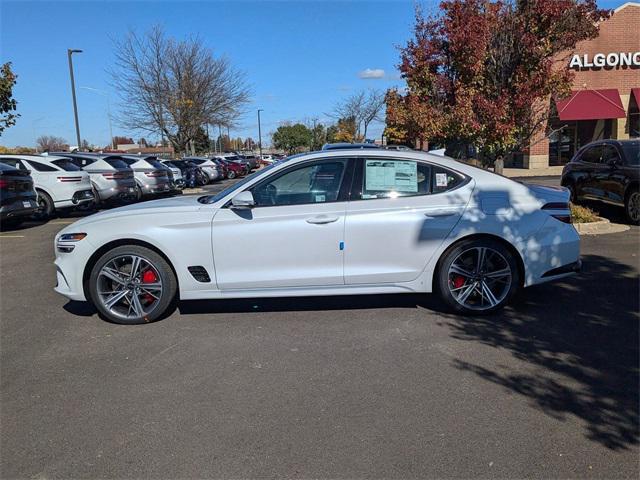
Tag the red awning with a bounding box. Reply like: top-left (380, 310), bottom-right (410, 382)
top-left (555, 89), bottom-right (626, 121)
top-left (632, 88), bottom-right (640, 107)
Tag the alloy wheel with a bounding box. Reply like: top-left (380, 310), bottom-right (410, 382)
top-left (96, 254), bottom-right (163, 321)
top-left (447, 246), bottom-right (512, 311)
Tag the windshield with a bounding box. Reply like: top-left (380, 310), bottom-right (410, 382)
top-left (51, 159), bottom-right (82, 171)
top-left (198, 157), bottom-right (294, 204)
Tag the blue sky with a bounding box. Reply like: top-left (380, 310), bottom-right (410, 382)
top-left (0, 0), bottom-right (624, 148)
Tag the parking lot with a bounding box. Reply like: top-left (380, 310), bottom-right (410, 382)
top-left (1, 177), bottom-right (638, 478)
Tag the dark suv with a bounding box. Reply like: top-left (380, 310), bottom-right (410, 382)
top-left (561, 139), bottom-right (639, 223)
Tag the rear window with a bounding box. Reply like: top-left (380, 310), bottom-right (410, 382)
top-left (104, 158), bottom-right (130, 169)
top-left (148, 159), bottom-right (165, 169)
top-left (622, 143), bottom-right (639, 166)
top-left (120, 158), bottom-right (137, 165)
top-left (51, 159), bottom-right (82, 171)
top-left (189, 159), bottom-right (205, 165)
top-left (225, 156), bottom-right (239, 161)
top-left (26, 160), bottom-right (58, 172)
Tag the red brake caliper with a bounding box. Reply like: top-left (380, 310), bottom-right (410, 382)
top-left (141, 269), bottom-right (158, 303)
top-left (451, 275), bottom-right (465, 289)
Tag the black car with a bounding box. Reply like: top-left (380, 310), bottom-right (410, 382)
top-left (163, 160), bottom-right (208, 188)
top-left (0, 162), bottom-right (38, 227)
top-left (561, 139), bottom-right (639, 223)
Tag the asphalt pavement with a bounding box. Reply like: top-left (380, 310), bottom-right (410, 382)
top-left (0, 179), bottom-right (638, 478)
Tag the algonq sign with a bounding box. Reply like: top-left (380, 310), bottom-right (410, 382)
top-left (569, 51), bottom-right (640, 69)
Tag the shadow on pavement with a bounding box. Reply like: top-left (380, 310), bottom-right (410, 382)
top-left (439, 253), bottom-right (639, 451)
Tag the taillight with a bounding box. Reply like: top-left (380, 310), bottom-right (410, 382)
top-left (0, 178), bottom-right (9, 188)
top-left (103, 171), bottom-right (132, 180)
top-left (57, 176), bottom-right (82, 182)
top-left (145, 170), bottom-right (167, 177)
top-left (542, 202), bottom-right (572, 224)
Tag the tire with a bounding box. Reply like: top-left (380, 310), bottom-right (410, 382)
top-left (437, 238), bottom-right (520, 315)
top-left (624, 188), bottom-right (640, 225)
top-left (564, 182), bottom-right (578, 204)
top-left (32, 190), bottom-right (54, 221)
top-left (228, 170), bottom-right (236, 179)
top-left (89, 245), bottom-right (177, 324)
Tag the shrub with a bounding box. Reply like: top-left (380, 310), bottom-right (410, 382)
top-left (571, 203), bottom-right (599, 223)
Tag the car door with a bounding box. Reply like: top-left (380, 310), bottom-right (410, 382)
top-left (601, 144), bottom-right (626, 205)
top-left (211, 157), bottom-right (352, 289)
top-left (579, 144), bottom-right (608, 201)
top-left (343, 157), bottom-right (473, 284)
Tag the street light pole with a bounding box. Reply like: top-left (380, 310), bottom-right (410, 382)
top-left (67, 49), bottom-right (83, 150)
top-left (257, 109), bottom-right (263, 159)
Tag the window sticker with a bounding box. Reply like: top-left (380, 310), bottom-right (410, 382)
top-left (435, 173), bottom-right (448, 187)
top-left (365, 160), bottom-right (417, 193)
top-left (315, 194), bottom-right (326, 202)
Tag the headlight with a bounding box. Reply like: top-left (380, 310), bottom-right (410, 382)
top-left (57, 233), bottom-right (87, 253)
top-left (59, 233), bottom-right (87, 242)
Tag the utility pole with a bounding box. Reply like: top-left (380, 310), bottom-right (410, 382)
top-left (257, 109), bottom-right (263, 159)
top-left (67, 49), bottom-right (83, 150)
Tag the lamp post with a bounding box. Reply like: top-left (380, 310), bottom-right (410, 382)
top-left (257, 109), bottom-right (263, 159)
top-left (80, 86), bottom-right (113, 150)
top-left (67, 49), bottom-right (83, 149)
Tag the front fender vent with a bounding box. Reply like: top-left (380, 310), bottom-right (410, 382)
top-left (188, 266), bottom-right (211, 283)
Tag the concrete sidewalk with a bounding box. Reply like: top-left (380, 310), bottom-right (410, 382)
top-left (503, 166), bottom-right (564, 177)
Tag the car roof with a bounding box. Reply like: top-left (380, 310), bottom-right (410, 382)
top-left (322, 143), bottom-right (380, 150)
top-left (0, 154), bottom-right (70, 162)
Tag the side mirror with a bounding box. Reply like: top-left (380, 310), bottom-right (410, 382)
top-left (230, 190), bottom-right (255, 209)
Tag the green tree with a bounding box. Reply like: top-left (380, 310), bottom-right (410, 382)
top-left (193, 126), bottom-right (211, 153)
top-left (0, 62), bottom-right (19, 136)
top-left (272, 124), bottom-right (312, 154)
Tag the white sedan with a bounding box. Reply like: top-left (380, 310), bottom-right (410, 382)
top-left (54, 149), bottom-right (580, 324)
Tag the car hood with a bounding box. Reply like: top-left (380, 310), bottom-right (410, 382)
top-left (522, 182), bottom-right (570, 204)
top-left (68, 195), bottom-right (208, 228)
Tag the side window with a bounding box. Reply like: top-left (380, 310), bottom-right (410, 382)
top-left (25, 160), bottom-right (58, 172)
top-left (601, 145), bottom-right (622, 164)
top-left (251, 159), bottom-right (347, 207)
top-left (359, 158), bottom-right (463, 200)
top-left (581, 145), bottom-right (603, 164)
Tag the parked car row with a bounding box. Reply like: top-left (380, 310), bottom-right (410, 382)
top-left (0, 151), bottom-right (263, 228)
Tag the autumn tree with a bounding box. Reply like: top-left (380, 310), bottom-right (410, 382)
top-left (385, 0), bottom-right (609, 161)
top-left (0, 62), bottom-right (19, 136)
top-left (36, 135), bottom-right (69, 152)
top-left (111, 25), bottom-right (250, 154)
top-left (113, 136), bottom-right (134, 145)
top-left (333, 117), bottom-right (358, 143)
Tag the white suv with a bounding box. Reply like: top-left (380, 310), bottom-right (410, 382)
top-left (0, 155), bottom-right (94, 219)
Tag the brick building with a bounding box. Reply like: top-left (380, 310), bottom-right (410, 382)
top-left (522, 1), bottom-right (640, 170)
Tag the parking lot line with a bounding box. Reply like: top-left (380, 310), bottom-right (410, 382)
top-left (0, 235), bottom-right (25, 238)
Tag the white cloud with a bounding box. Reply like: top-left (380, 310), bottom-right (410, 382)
top-left (358, 68), bottom-right (385, 79)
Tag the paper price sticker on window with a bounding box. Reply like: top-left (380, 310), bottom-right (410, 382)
top-left (435, 173), bottom-right (448, 188)
top-left (365, 160), bottom-right (418, 193)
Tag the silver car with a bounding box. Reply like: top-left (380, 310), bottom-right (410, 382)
top-left (120, 155), bottom-right (172, 199)
top-left (53, 152), bottom-right (137, 203)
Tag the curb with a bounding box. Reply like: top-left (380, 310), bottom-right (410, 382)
top-left (574, 217), bottom-right (630, 235)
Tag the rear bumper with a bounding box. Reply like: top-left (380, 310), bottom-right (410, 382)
top-left (54, 189), bottom-right (95, 208)
top-left (0, 198), bottom-right (38, 220)
top-left (140, 182), bottom-right (172, 195)
top-left (542, 259), bottom-right (582, 278)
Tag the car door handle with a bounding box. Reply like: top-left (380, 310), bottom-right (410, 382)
top-left (424, 209), bottom-right (458, 218)
top-left (306, 215), bottom-right (339, 224)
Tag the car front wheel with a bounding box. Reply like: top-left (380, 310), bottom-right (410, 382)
top-left (625, 189), bottom-right (640, 225)
top-left (437, 238), bottom-right (520, 315)
top-left (89, 245), bottom-right (177, 324)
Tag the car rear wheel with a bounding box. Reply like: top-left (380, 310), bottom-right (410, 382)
top-left (89, 245), bottom-right (177, 324)
top-left (437, 238), bottom-right (520, 315)
top-left (227, 170), bottom-right (236, 179)
top-left (33, 190), bottom-right (54, 221)
top-left (625, 189), bottom-right (640, 225)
